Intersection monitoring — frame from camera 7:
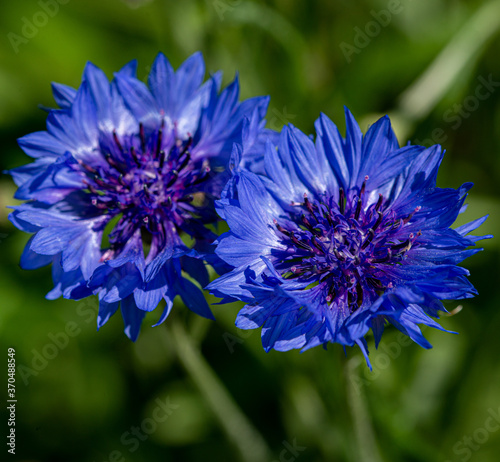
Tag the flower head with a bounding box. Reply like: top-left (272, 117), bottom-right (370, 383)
top-left (208, 109), bottom-right (490, 365)
top-left (8, 52), bottom-right (275, 340)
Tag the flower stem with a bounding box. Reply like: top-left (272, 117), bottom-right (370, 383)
top-left (168, 319), bottom-right (272, 462)
top-left (345, 357), bottom-right (384, 462)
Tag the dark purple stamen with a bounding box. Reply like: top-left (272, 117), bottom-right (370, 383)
top-left (333, 248), bottom-right (345, 261)
top-left (130, 146), bottom-right (140, 166)
top-left (304, 193), bottom-right (316, 215)
top-left (361, 228), bottom-right (375, 250)
top-left (274, 220), bottom-right (292, 237)
top-left (113, 130), bottom-right (124, 153)
top-left (139, 123), bottom-right (146, 154)
top-left (274, 187), bottom-right (421, 312)
top-left (371, 248), bottom-right (392, 263)
top-left (301, 214), bottom-right (315, 231)
top-left (178, 152), bottom-right (191, 172)
top-left (339, 188), bottom-right (345, 214)
top-left (291, 232), bottom-right (313, 251)
top-left (166, 170), bottom-right (179, 188)
top-left (360, 175), bottom-right (368, 197)
top-left (191, 167), bottom-right (211, 186)
top-left (155, 129), bottom-right (163, 159)
top-left (73, 126), bottom-right (212, 257)
top-left (77, 159), bottom-right (97, 174)
top-left (179, 195), bottom-right (194, 203)
top-left (391, 239), bottom-right (411, 252)
top-left (311, 235), bottom-right (324, 253)
top-left (373, 211), bottom-right (383, 231)
top-left (354, 198), bottom-right (362, 220)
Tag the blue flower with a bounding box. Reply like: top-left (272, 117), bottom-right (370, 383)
top-left (208, 109), bottom-right (491, 366)
top-left (8, 52), bottom-right (276, 340)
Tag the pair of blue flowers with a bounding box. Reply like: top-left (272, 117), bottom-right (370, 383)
top-left (8, 52), bottom-right (489, 366)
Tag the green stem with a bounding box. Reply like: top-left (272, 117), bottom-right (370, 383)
top-left (345, 357), bottom-right (384, 462)
top-left (168, 319), bottom-right (272, 462)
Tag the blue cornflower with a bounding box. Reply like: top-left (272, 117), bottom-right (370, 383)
top-left (208, 109), bottom-right (490, 365)
top-left (8, 52), bottom-right (275, 340)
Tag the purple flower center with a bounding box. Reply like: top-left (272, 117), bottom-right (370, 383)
top-left (75, 123), bottom-right (212, 260)
top-left (272, 177), bottom-right (421, 312)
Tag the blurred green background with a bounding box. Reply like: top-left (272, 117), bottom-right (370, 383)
top-left (1, 0), bottom-right (500, 461)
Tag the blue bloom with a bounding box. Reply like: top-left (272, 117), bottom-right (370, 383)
top-left (208, 109), bottom-right (490, 366)
top-left (8, 52), bottom-right (276, 340)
